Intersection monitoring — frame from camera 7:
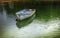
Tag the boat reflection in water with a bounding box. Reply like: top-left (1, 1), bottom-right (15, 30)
top-left (16, 9), bottom-right (36, 28)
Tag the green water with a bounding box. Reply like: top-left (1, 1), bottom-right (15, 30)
top-left (0, 2), bottom-right (60, 38)
top-left (5, 2), bottom-right (60, 21)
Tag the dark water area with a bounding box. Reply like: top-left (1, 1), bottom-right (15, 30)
top-left (0, 2), bottom-right (60, 38)
top-left (4, 2), bottom-right (60, 20)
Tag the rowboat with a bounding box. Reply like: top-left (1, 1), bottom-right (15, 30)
top-left (16, 9), bottom-right (36, 20)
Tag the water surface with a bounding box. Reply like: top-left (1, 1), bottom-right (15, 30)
top-left (0, 3), bottom-right (60, 38)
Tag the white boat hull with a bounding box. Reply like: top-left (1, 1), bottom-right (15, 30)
top-left (16, 9), bottom-right (36, 20)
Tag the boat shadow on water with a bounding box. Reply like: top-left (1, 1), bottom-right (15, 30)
top-left (16, 14), bottom-right (36, 28)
